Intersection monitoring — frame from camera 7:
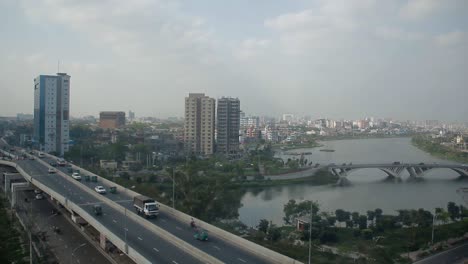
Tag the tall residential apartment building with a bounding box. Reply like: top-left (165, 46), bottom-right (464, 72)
top-left (184, 93), bottom-right (215, 155)
top-left (99, 111), bottom-right (126, 129)
top-left (216, 97), bottom-right (240, 155)
top-left (33, 73), bottom-right (70, 156)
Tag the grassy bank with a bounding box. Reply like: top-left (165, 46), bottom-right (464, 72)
top-left (232, 169), bottom-right (338, 188)
top-left (412, 135), bottom-right (468, 163)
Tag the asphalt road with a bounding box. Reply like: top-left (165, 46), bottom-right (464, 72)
top-left (37, 155), bottom-right (269, 264)
top-left (413, 242), bottom-right (468, 264)
top-left (14, 158), bottom-right (202, 264)
top-left (3, 146), bottom-right (272, 264)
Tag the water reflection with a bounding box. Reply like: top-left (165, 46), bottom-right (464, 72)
top-left (239, 137), bottom-right (466, 226)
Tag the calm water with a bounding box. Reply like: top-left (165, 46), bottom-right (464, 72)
top-left (238, 137), bottom-right (467, 226)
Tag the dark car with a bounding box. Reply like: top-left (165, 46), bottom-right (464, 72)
top-left (49, 162), bottom-right (58, 167)
top-left (393, 162), bottom-right (401, 165)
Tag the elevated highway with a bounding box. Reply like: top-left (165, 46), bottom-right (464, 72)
top-left (0, 142), bottom-right (301, 264)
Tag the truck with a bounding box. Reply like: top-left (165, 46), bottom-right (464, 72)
top-left (133, 195), bottom-right (159, 218)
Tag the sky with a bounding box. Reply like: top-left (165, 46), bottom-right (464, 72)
top-left (0, 0), bottom-right (467, 121)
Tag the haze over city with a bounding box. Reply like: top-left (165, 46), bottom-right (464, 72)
top-left (1, 0), bottom-right (467, 121)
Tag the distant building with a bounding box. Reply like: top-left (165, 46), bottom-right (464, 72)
top-left (216, 97), bottom-right (240, 155)
top-left (100, 160), bottom-right (118, 170)
top-left (17, 113), bottom-right (33, 121)
top-left (33, 73), bottom-right (71, 156)
top-left (128, 110), bottom-right (135, 121)
top-left (99, 111), bottom-right (126, 129)
top-left (184, 93), bottom-right (215, 155)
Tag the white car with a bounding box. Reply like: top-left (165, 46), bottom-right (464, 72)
top-left (72, 172), bottom-right (81, 181)
top-left (35, 193), bottom-right (44, 200)
top-left (95, 186), bottom-right (106, 194)
top-left (48, 168), bottom-right (56, 174)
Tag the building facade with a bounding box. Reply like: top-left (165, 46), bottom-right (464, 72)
top-left (216, 97), bottom-right (240, 155)
top-left (33, 73), bottom-right (70, 156)
top-left (184, 93), bottom-right (215, 155)
top-left (99, 111), bottom-right (126, 129)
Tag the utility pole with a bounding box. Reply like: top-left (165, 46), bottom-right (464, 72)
top-left (431, 208), bottom-right (436, 245)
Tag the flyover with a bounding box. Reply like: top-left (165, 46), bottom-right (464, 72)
top-left (0, 141), bottom-right (301, 264)
top-left (328, 163), bottom-right (468, 185)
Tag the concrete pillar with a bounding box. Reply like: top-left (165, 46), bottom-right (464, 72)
top-left (100, 233), bottom-right (106, 250)
top-left (4, 173), bottom-right (23, 193)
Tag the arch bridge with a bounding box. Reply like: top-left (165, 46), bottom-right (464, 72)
top-left (328, 163), bottom-right (468, 186)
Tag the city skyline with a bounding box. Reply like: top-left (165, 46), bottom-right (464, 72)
top-left (1, 1), bottom-right (468, 121)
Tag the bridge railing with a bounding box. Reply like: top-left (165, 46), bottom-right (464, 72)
top-left (0, 160), bottom-right (151, 264)
top-left (32, 153), bottom-right (223, 264)
top-left (40, 151), bottom-right (302, 264)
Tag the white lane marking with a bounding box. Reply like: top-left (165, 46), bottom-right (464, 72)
top-left (103, 213), bottom-right (107, 216)
top-left (238, 258), bottom-right (247, 263)
top-left (138, 237), bottom-right (143, 241)
top-left (113, 220), bottom-right (117, 223)
top-left (124, 228), bottom-right (129, 231)
top-left (175, 226), bottom-right (182, 230)
top-left (213, 246), bottom-right (221, 251)
top-left (172, 261), bottom-right (178, 264)
top-left (153, 247), bottom-right (159, 252)
top-left (161, 219), bottom-right (167, 223)
top-left (114, 199), bottom-right (133, 203)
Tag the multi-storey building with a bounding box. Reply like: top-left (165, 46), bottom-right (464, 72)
top-left (216, 97), bottom-right (240, 155)
top-left (33, 73), bottom-right (70, 156)
top-left (184, 93), bottom-right (215, 155)
top-left (99, 111), bottom-right (126, 129)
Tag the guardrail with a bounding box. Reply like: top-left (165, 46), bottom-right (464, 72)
top-left (0, 160), bottom-right (151, 264)
top-left (23, 151), bottom-right (302, 264)
top-left (30, 153), bottom-right (223, 264)
top-left (65, 160), bottom-right (301, 263)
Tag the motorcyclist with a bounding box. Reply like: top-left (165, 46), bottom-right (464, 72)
top-left (190, 218), bottom-right (196, 228)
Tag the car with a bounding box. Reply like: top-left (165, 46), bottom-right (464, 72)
top-left (29, 156), bottom-right (35, 160)
top-left (95, 186), bottom-right (106, 194)
top-left (38, 152), bottom-right (45, 158)
top-left (35, 193), bottom-right (44, 200)
top-left (49, 162), bottom-right (58, 167)
top-left (393, 161), bottom-right (401, 165)
top-left (48, 168), bottom-right (56, 174)
top-left (72, 172), bottom-right (81, 181)
top-left (34, 189), bottom-right (42, 194)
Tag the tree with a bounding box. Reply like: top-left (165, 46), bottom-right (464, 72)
top-left (358, 215), bottom-right (368, 230)
top-left (257, 219), bottom-right (269, 233)
top-left (319, 230), bottom-right (338, 243)
top-left (447, 202), bottom-right (460, 221)
top-left (267, 226), bottom-right (281, 241)
top-left (374, 208), bottom-right (383, 220)
top-left (327, 216), bottom-right (336, 227)
top-left (351, 212), bottom-right (360, 227)
top-left (335, 209), bottom-right (350, 226)
top-left (367, 210), bottom-right (375, 223)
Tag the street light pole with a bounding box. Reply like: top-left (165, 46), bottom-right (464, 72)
top-left (71, 243), bottom-right (87, 264)
top-left (124, 207), bottom-right (128, 254)
top-left (431, 208), bottom-right (436, 245)
top-left (309, 200), bottom-right (313, 264)
top-left (172, 168), bottom-right (175, 209)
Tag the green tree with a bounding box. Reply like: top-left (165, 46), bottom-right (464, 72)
top-left (257, 219), bottom-right (269, 233)
top-left (358, 215), bottom-right (368, 230)
top-left (351, 212), bottom-right (360, 227)
top-left (447, 202), bottom-right (460, 221)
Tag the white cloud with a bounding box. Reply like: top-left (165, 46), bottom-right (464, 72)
top-left (434, 30), bottom-right (467, 46)
top-left (234, 38), bottom-right (270, 60)
top-left (375, 27), bottom-right (423, 41)
top-left (399, 0), bottom-right (441, 20)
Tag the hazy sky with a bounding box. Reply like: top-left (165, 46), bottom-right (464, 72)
top-left (1, 0), bottom-right (467, 121)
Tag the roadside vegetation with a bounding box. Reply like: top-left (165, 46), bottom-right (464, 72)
top-left (0, 196), bottom-right (28, 264)
top-left (412, 135), bottom-right (468, 163)
top-left (230, 199), bottom-right (468, 264)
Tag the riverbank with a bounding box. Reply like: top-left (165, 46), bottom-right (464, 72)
top-left (411, 135), bottom-right (468, 164)
top-left (232, 169), bottom-right (338, 188)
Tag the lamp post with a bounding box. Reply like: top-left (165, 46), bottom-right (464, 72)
top-left (308, 200), bottom-right (313, 264)
top-left (71, 243), bottom-right (87, 264)
top-left (431, 208), bottom-right (436, 245)
top-left (171, 168), bottom-right (175, 209)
